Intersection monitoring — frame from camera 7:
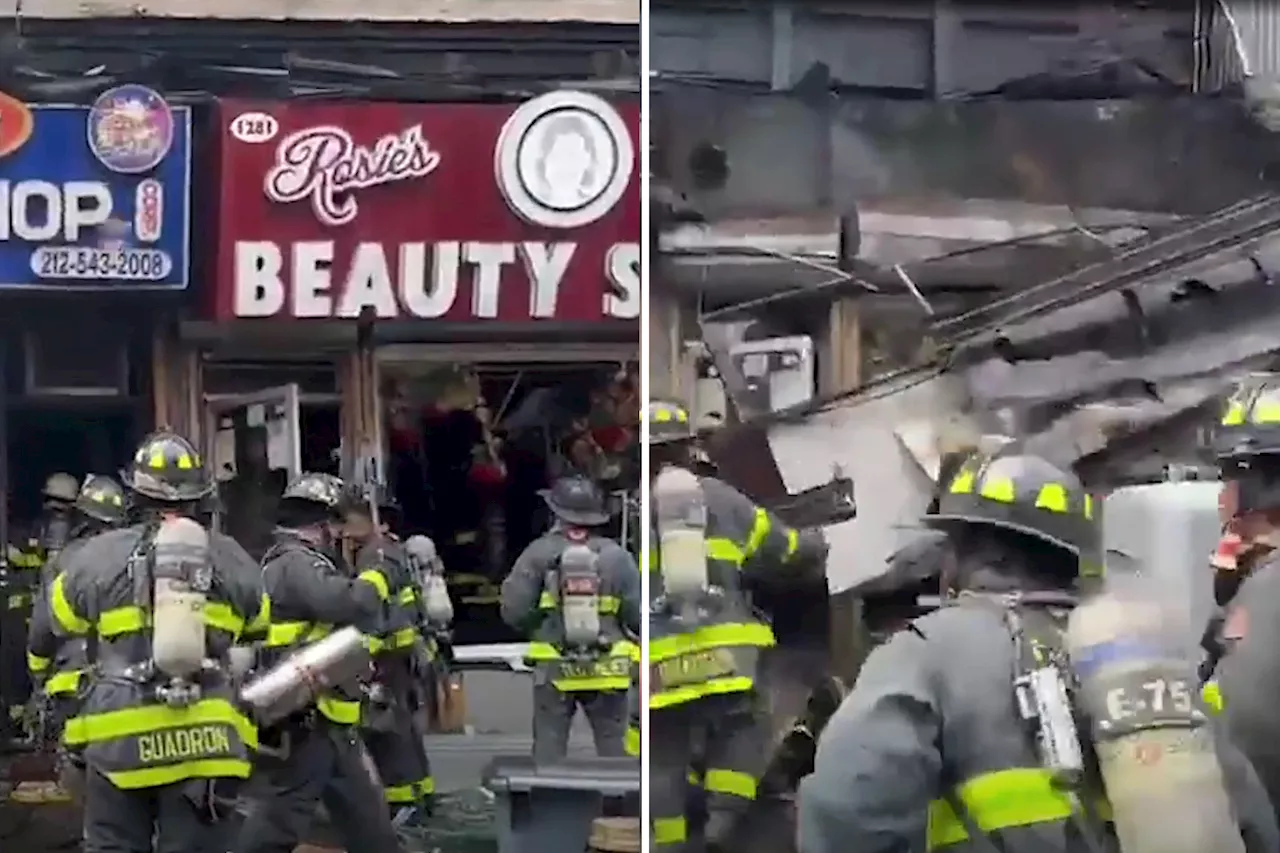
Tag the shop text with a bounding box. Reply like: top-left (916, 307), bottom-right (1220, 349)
top-left (233, 239), bottom-right (640, 320)
top-left (0, 180), bottom-right (114, 241)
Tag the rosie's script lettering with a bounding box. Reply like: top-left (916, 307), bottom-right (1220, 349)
top-left (264, 124), bottom-right (442, 227)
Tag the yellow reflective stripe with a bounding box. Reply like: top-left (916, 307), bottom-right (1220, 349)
top-left (317, 696), bottom-right (361, 725)
top-left (1035, 483), bottom-right (1068, 513)
top-left (551, 674), bottom-right (632, 691)
top-left (703, 768), bottom-right (757, 800)
top-left (979, 477), bottom-right (1015, 503)
top-left (62, 698), bottom-right (257, 749)
top-left (926, 767), bottom-right (1083, 850)
top-left (1203, 680), bottom-right (1224, 714)
top-left (1223, 400), bottom-right (1247, 426)
top-left (27, 652), bottom-right (50, 674)
top-left (397, 587), bottom-right (418, 605)
top-left (107, 758), bottom-right (252, 790)
top-left (688, 770), bottom-right (703, 786)
top-left (743, 508), bottom-right (770, 559)
top-left (624, 726), bottom-right (640, 756)
top-left (244, 594), bottom-right (272, 637)
top-left (653, 816), bottom-right (688, 845)
top-left (536, 591), bottom-right (622, 613)
top-left (265, 621), bottom-right (332, 648)
top-left (650, 675), bottom-right (755, 709)
top-left (784, 528), bottom-right (798, 558)
top-left (649, 622), bottom-right (775, 662)
top-left (45, 670), bottom-right (83, 696)
top-left (706, 538), bottom-right (743, 565)
top-left (365, 627), bottom-right (418, 654)
top-left (384, 774), bottom-right (435, 803)
top-left (50, 574), bottom-right (90, 635)
top-left (357, 569), bottom-right (390, 601)
top-left (527, 639), bottom-right (639, 661)
top-left (97, 603), bottom-right (244, 639)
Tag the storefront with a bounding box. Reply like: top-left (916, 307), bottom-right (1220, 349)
top-left (167, 90), bottom-right (640, 643)
top-left (0, 86), bottom-right (193, 550)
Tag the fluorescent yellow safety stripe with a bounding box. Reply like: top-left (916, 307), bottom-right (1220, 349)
top-left (108, 758), bottom-right (252, 790)
top-left (650, 675), bottom-right (755, 710)
top-left (357, 569), bottom-right (391, 601)
top-left (526, 639), bottom-right (640, 662)
top-left (688, 770), bottom-right (703, 786)
top-left (703, 768), bottom-right (757, 800)
top-left (744, 508), bottom-right (771, 559)
top-left (385, 775), bottom-right (436, 803)
top-left (50, 574), bottom-right (90, 635)
top-left (317, 696), bottom-right (361, 725)
top-left (1035, 483), bottom-right (1068, 513)
top-left (1203, 680), bottom-right (1224, 714)
top-left (624, 726), bottom-right (640, 756)
top-left (649, 622), bottom-right (775, 662)
top-left (27, 652), bottom-right (50, 674)
top-left (397, 587), bottom-right (418, 605)
top-left (44, 670), bottom-right (83, 696)
top-left (244, 594), bottom-right (272, 638)
top-left (62, 698), bottom-right (257, 750)
top-left (96, 602), bottom-right (245, 640)
top-left (536, 591), bottom-right (622, 613)
top-left (365, 627), bottom-right (419, 654)
top-left (264, 621), bottom-right (332, 648)
top-left (926, 767), bottom-right (1099, 850)
top-left (653, 816), bottom-right (688, 845)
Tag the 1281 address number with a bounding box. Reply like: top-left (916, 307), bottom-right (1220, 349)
top-left (30, 246), bottom-right (172, 281)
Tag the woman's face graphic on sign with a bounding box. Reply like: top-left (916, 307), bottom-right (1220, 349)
top-left (536, 114), bottom-right (598, 209)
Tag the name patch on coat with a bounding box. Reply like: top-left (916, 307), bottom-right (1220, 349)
top-left (137, 724), bottom-right (233, 763)
top-left (651, 649), bottom-right (736, 692)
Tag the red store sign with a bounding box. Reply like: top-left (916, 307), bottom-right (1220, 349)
top-left (211, 92), bottom-right (640, 322)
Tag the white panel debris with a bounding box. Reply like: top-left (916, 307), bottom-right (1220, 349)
top-left (0, 0), bottom-right (638, 23)
top-left (768, 372), bottom-right (975, 594)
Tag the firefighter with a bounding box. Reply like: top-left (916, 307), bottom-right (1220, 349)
top-left (8, 471), bottom-right (80, 572)
top-left (500, 474), bottom-right (642, 760)
top-left (646, 398), bottom-right (828, 853)
top-left (1204, 374), bottom-right (1280, 823)
top-left (27, 431), bottom-right (269, 853)
top-left (26, 475), bottom-right (127, 764)
top-left (233, 471), bottom-right (404, 853)
top-left (339, 484), bottom-right (436, 829)
top-left (798, 445), bottom-right (1278, 853)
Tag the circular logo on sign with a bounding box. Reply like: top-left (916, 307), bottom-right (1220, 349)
top-left (87, 84), bottom-right (175, 174)
top-left (494, 90), bottom-right (634, 230)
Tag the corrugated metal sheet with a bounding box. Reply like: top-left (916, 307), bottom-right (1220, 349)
top-left (0, 0), bottom-right (638, 23)
top-left (1201, 0), bottom-right (1280, 87)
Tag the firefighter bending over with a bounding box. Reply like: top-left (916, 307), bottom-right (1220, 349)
top-left (28, 431), bottom-right (269, 853)
top-left (647, 398), bottom-right (828, 853)
top-left (501, 474), bottom-right (641, 760)
top-left (341, 485), bottom-right (437, 828)
top-left (799, 444), bottom-right (1277, 853)
top-left (232, 472), bottom-right (404, 853)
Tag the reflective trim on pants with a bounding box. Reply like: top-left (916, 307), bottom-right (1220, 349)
top-left (927, 767), bottom-right (1106, 850)
top-left (624, 725), bottom-right (640, 757)
top-left (653, 816), bottom-right (688, 846)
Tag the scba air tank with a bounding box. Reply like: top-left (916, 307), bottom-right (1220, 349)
top-left (1066, 589), bottom-right (1245, 853)
top-left (653, 466), bottom-right (709, 599)
top-left (150, 517), bottom-right (210, 680)
top-left (559, 541), bottom-right (602, 648)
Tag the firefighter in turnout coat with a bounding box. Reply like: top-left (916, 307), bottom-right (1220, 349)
top-left (501, 475), bottom-right (642, 760)
top-left (29, 432), bottom-right (270, 853)
top-left (799, 446), bottom-right (1279, 853)
top-left (233, 472), bottom-right (405, 853)
top-left (646, 398), bottom-right (828, 853)
top-left (341, 485), bottom-right (436, 824)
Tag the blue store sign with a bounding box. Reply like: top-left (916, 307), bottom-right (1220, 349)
top-left (0, 85), bottom-right (191, 291)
